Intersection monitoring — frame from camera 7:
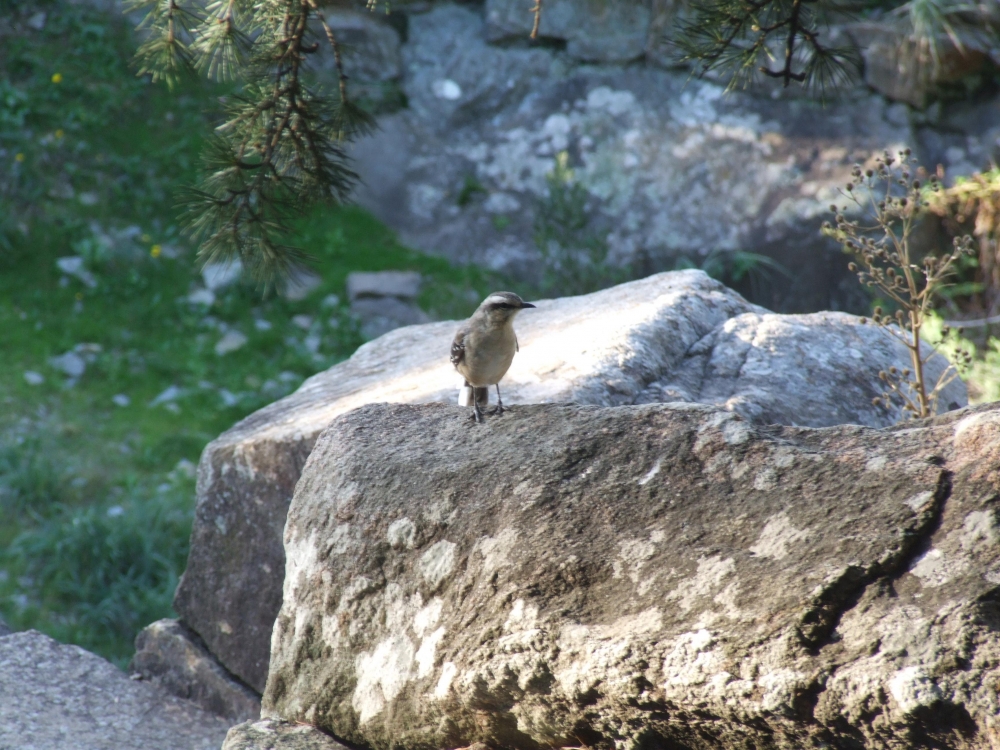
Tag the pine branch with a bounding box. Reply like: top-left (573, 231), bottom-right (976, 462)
top-left (673, 0), bottom-right (860, 95)
top-left (128, 0), bottom-right (376, 283)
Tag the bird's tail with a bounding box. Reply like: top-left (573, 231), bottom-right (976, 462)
top-left (473, 386), bottom-right (490, 408)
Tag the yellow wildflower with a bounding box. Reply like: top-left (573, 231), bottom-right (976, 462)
top-left (75, 292), bottom-right (83, 301)
top-left (150, 245), bottom-right (162, 258)
top-left (51, 72), bottom-right (63, 84)
top-left (55, 129), bottom-right (64, 139)
top-left (141, 233), bottom-right (151, 243)
top-left (15, 153), bottom-right (25, 162)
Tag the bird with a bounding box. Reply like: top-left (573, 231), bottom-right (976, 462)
top-left (450, 291), bottom-right (535, 423)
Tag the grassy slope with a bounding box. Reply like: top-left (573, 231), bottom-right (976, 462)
top-left (0, 2), bottom-right (490, 666)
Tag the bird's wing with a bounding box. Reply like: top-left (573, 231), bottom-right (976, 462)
top-left (450, 326), bottom-right (468, 369)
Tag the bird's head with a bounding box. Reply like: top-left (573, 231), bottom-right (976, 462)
top-left (477, 291), bottom-right (535, 325)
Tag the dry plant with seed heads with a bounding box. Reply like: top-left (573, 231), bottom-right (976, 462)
top-left (822, 148), bottom-right (976, 419)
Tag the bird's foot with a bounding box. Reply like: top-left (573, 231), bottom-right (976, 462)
top-left (470, 403), bottom-right (485, 423)
top-left (488, 401), bottom-right (505, 417)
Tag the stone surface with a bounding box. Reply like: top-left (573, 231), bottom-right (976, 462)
top-left (848, 22), bottom-right (992, 110)
top-left (130, 618), bottom-right (261, 723)
top-left (346, 270), bottom-right (422, 301)
top-left (222, 719), bottom-right (349, 750)
top-left (654, 310), bottom-right (966, 426)
top-left (349, 3), bottom-right (916, 313)
top-left (485, 0), bottom-right (650, 63)
top-left (263, 400), bottom-right (1000, 750)
top-left (351, 296), bottom-right (431, 340)
top-left (173, 270), bottom-right (965, 693)
top-left (311, 9), bottom-right (402, 84)
top-left (0, 630), bottom-right (231, 750)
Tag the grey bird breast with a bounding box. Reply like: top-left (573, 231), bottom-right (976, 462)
top-left (457, 325), bottom-right (517, 387)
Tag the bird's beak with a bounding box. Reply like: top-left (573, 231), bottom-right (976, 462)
top-left (520, 302), bottom-right (536, 309)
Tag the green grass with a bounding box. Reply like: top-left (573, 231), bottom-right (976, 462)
top-left (0, 0), bottom-right (493, 666)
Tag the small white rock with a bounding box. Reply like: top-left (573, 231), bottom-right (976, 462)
top-left (49, 351), bottom-right (86, 378)
top-left (23, 371), bottom-right (44, 386)
top-left (254, 318), bottom-right (273, 332)
top-left (55, 256), bottom-right (97, 288)
top-left (202, 259), bottom-right (242, 291)
top-left (219, 388), bottom-right (240, 407)
top-left (214, 330), bottom-right (248, 356)
top-left (280, 270), bottom-right (322, 302)
top-left (321, 294), bottom-right (341, 308)
top-left (150, 385), bottom-right (184, 406)
top-left (111, 394), bottom-right (131, 407)
top-left (432, 79), bottom-right (462, 100)
top-left (187, 288), bottom-right (216, 306)
top-left (292, 315), bottom-right (313, 331)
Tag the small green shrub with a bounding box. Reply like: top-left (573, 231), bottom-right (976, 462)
top-left (0, 437), bottom-right (67, 518)
top-left (2, 479), bottom-right (193, 666)
top-left (533, 151), bottom-right (630, 297)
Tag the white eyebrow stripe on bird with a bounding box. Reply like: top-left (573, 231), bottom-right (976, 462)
top-left (485, 295), bottom-right (510, 305)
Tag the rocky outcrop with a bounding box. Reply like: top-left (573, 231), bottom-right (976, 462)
top-left (0, 630), bottom-right (231, 750)
top-left (485, 0), bottom-right (650, 63)
top-left (308, 7), bottom-right (403, 109)
top-left (262, 400), bottom-right (1000, 750)
top-left (173, 271), bottom-right (965, 693)
top-left (350, 4), bottom-right (918, 313)
top-left (130, 618), bottom-right (261, 723)
top-left (223, 719), bottom-right (349, 750)
top-left (654, 310), bottom-right (967, 426)
top-left (847, 22), bottom-right (994, 110)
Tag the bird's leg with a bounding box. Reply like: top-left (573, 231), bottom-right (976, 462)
top-left (490, 384), bottom-right (504, 416)
top-left (471, 401), bottom-right (484, 423)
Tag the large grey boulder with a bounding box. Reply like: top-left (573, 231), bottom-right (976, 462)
top-left (223, 719), bottom-right (349, 750)
top-left (130, 618), bottom-right (261, 723)
top-left (262, 400), bottom-right (1000, 750)
top-left (0, 630), bottom-right (231, 750)
top-left (485, 0), bottom-right (650, 63)
top-left (655, 310), bottom-right (967, 426)
top-left (173, 270), bottom-right (755, 691)
top-left (350, 3), bottom-right (915, 312)
top-left (846, 22), bottom-right (995, 110)
top-left (307, 8), bottom-right (402, 108)
top-left (174, 270), bottom-right (965, 693)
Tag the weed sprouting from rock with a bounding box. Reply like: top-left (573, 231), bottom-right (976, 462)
top-left (533, 151), bottom-right (628, 297)
top-left (823, 149), bottom-right (975, 419)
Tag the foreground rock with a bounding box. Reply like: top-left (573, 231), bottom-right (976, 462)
top-left (0, 630), bottom-right (231, 750)
top-left (263, 401), bottom-right (1000, 750)
top-left (223, 719), bottom-right (348, 750)
top-left (174, 271), bottom-right (965, 692)
top-left (130, 618), bottom-right (261, 723)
